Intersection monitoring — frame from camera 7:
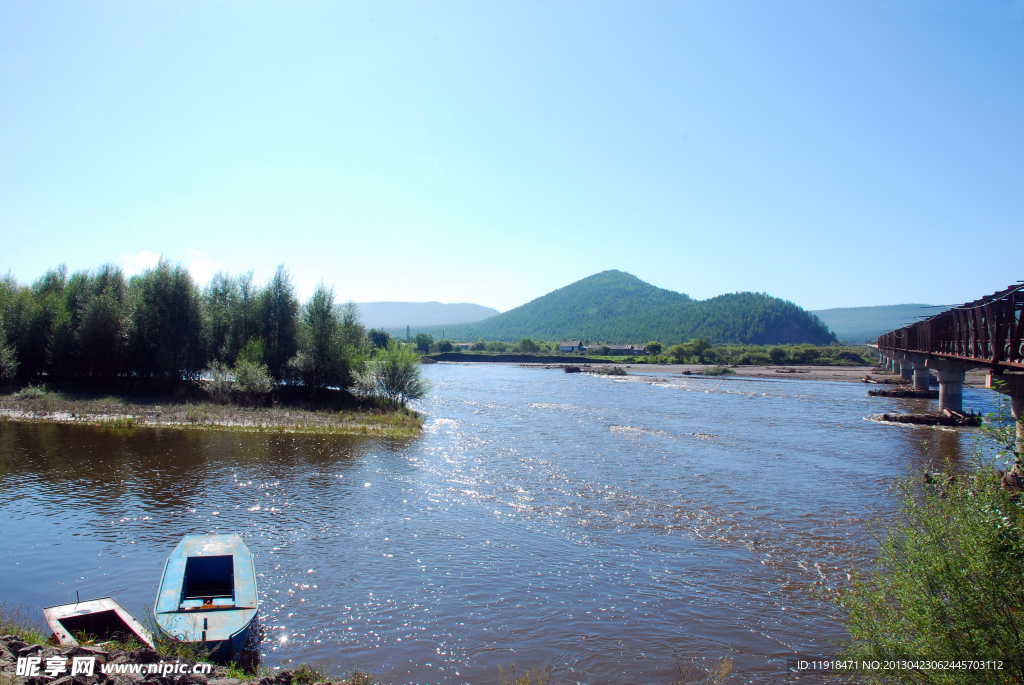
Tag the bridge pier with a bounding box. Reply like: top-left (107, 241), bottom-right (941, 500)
top-left (928, 359), bottom-right (966, 413)
top-left (911, 355), bottom-right (929, 391)
top-left (987, 373), bottom-right (1024, 456)
top-left (898, 354), bottom-right (914, 381)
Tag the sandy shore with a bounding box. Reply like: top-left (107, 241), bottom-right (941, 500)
top-left (507, 362), bottom-right (992, 388)
top-left (0, 391), bottom-right (424, 437)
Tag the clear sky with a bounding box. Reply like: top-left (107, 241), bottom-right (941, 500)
top-left (2, 1), bottom-right (1021, 312)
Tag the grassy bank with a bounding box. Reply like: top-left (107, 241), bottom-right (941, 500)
top-left (0, 384), bottom-right (424, 438)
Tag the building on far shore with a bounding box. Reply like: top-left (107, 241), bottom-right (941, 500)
top-left (587, 344), bottom-right (646, 355)
top-left (559, 340), bottom-right (585, 352)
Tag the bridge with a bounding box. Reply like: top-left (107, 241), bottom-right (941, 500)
top-left (875, 281), bottom-right (1024, 444)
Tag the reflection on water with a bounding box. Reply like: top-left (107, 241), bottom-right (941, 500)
top-left (0, 366), bottom-right (999, 684)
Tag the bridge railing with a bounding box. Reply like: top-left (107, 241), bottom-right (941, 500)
top-left (878, 283), bottom-right (1024, 368)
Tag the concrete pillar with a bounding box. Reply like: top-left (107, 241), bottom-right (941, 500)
top-left (890, 356), bottom-right (899, 373)
top-left (911, 355), bottom-right (929, 391)
top-left (898, 355), bottom-right (914, 381)
top-left (929, 359), bottom-right (966, 413)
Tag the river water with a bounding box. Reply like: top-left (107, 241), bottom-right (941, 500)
top-left (0, 365), bottom-right (999, 684)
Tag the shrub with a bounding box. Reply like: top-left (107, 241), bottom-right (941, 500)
top-left (789, 344), bottom-right (821, 364)
top-left (767, 346), bottom-right (788, 364)
top-left (437, 338), bottom-right (454, 353)
top-left (355, 340), bottom-right (431, 407)
top-left (519, 338), bottom-right (539, 353)
top-left (470, 339), bottom-right (487, 351)
top-left (368, 328), bottom-right (391, 349)
top-left (414, 333), bottom-right (434, 354)
top-left (234, 359), bottom-right (273, 404)
top-left (206, 361), bottom-right (234, 404)
top-left (831, 402), bottom-right (1024, 683)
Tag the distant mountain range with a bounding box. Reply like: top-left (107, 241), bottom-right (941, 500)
top-left (811, 304), bottom-right (943, 344)
top-left (397, 270), bottom-right (836, 345)
top-left (356, 301), bottom-right (499, 329)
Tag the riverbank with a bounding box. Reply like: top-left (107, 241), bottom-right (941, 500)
top-left (0, 387), bottom-right (424, 437)
top-left (0, 633), bottom-right (375, 685)
top-left (463, 360), bottom-right (990, 388)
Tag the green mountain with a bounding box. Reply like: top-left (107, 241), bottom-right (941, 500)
top-left (402, 270), bottom-right (836, 345)
top-left (811, 304), bottom-right (942, 344)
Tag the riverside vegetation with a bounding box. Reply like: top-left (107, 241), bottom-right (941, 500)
top-left (415, 333), bottom-right (870, 367)
top-left (0, 261), bottom-right (429, 435)
top-left (825, 398), bottom-right (1024, 684)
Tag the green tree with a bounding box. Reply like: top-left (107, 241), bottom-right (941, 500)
top-left (338, 301), bottom-right (365, 350)
top-left (519, 338), bottom-right (539, 353)
top-left (437, 338), bottom-right (454, 352)
top-left (645, 340), bottom-right (663, 355)
top-left (368, 328), bottom-right (391, 349)
top-left (356, 339), bottom-right (431, 407)
top-left (293, 283), bottom-right (343, 389)
top-left (470, 338), bottom-right (487, 351)
top-left (667, 344), bottom-right (688, 362)
top-left (259, 265), bottom-right (299, 380)
top-left (414, 333), bottom-right (434, 354)
top-left (128, 259), bottom-right (206, 380)
top-left (767, 346), bottom-right (788, 365)
top-left (0, 318), bottom-right (18, 381)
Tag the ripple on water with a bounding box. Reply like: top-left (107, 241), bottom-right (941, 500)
top-left (0, 366), bottom-right (1001, 683)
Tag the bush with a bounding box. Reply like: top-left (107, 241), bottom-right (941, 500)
top-left (437, 338), bottom-right (454, 353)
top-left (234, 359), bottom-right (273, 404)
top-left (831, 403), bottom-right (1024, 683)
top-left (789, 344), bottom-right (821, 364)
top-left (205, 361), bottom-right (234, 404)
top-left (767, 346), bottom-right (788, 364)
top-left (368, 328), bottom-right (391, 349)
top-left (667, 344), bottom-right (688, 362)
top-left (355, 339), bottom-right (431, 407)
top-left (519, 338), bottom-right (539, 353)
top-left (414, 333), bottom-right (434, 354)
top-left (470, 339), bottom-right (487, 351)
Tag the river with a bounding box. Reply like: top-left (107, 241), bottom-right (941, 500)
top-left (0, 365), bottom-right (999, 684)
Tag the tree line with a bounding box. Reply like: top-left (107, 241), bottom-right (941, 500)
top-left (0, 260), bottom-right (415, 400)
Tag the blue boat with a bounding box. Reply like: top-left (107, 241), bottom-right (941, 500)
top-left (154, 534), bottom-right (259, 663)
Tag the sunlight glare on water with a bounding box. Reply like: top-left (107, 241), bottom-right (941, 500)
top-left (0, 364), bottom-right (997, 683)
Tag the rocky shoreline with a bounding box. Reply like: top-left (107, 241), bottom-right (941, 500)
top-left (0, 636), bottom-right (362, 685)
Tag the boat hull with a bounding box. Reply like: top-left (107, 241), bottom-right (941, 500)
top-left (154, 534), bottom-right (259, 664)
top-left (43, 597), bottom-right (155, 648)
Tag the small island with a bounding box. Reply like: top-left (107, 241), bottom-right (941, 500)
top-left (0, 261), bottom-right (428, 437)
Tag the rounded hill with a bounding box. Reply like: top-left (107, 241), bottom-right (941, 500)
top-left (412, 270), bottom-right (836, 345)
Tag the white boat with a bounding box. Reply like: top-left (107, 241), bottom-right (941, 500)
top-left (43, 597), bottom-right (155, 648)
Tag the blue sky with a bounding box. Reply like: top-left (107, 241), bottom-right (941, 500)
top-left (2, 0), bottom-right (1021, 311)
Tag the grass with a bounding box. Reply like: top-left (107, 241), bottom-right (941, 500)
top-left (0, 387), bottom-right (425, 438)
top-left (671, 656), bottom-right (734, 685)
top-left (0, 599), bottom-right (49, 645)
top-left (702, 366), bottom-right (735, 376)
top-left (498, 664), bottom-right (553, 685)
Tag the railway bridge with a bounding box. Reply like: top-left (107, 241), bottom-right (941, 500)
top-left (875, 281), bottom-right (1024, 444)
